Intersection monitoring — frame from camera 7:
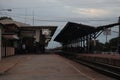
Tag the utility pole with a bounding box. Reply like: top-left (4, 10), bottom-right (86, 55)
top-left (32, 8), bottom-right (34, 26)
top-left (25, 8), bottom-right (27, 24)
top-left (118, 17), bottom-right (120, 54)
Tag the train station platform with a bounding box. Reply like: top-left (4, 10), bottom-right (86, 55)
top-left (0, 54), bottom-right (115, 80)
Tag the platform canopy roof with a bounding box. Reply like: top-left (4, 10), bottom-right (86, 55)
top-left (54, 22), bottom-right (96, 43)
top-left (54, 22), bottom-right (119, 44)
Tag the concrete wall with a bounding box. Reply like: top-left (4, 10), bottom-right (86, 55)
top-left (1, 47), bottom-right (5, 57)
top-left (1, 47), bottom-right (15, 57)
top-left (6, 47), bottom-right (15, 56)
top-left (21, 31), bottom-right (35, 37)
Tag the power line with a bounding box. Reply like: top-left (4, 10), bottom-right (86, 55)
top-left (111, 30), bottom-right (119, 33)
top-left (0, 12), bottom-right (118, 22)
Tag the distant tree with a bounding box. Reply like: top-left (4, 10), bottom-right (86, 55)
top-left (0, 16), bottom-right (12, 20)
top-left (90, 37), bottom-right (119, 52)
top-left (109, 37), bottom-right (119, 51)
top-left (109, 37), bottom-right (119, 46)
top-left (102, 37), bottom-right (119, 52)
top-left (93, 40), bottom-right (104, 51)
top-left (90, 40), bottom-right (104, 52)
top-left (103, 42), bottom-right (111, 51)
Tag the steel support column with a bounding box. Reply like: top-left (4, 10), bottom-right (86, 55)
top-left (86, 35), bottom-right (89, 53)
top-left (89, 34), bottom-right (92, 53)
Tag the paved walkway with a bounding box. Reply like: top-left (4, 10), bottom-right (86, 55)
top-left (0, 55), bottom-right (28, 74)
top-left (0, 54), bottom-right (91, 80)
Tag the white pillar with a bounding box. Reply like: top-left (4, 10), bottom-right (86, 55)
top-left (35, 29), bottom-right (40, 42)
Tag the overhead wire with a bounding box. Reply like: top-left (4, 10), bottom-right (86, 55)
top-left (0, 11), bottom-right (118, 23)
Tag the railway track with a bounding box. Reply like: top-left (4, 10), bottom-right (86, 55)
top-left (58, 53), bottom-right (120, 79)
top-left (73, 58), bottom-right (120, 79)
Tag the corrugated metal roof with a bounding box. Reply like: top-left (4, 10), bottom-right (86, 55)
top-left (0, 19), bottom-right (30, 27)
top-left (54, 22), bottom-right (119, 44)
top-left (54, 22), bottom-right (96, 43)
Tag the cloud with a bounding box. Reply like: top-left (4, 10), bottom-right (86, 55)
top-left (59, 0), bottom-right (120, 8)
top-left (0, 0), bottom-right (120, 48)
top-left (72, 8), bottom-right (110, 17)
top-left (0, 0), bottom-right (120, 19)
top-left (0, 0), bottom-right (61, 9)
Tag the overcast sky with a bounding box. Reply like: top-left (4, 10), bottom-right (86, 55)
top-left (0, 0), bottom-right (120, 48)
